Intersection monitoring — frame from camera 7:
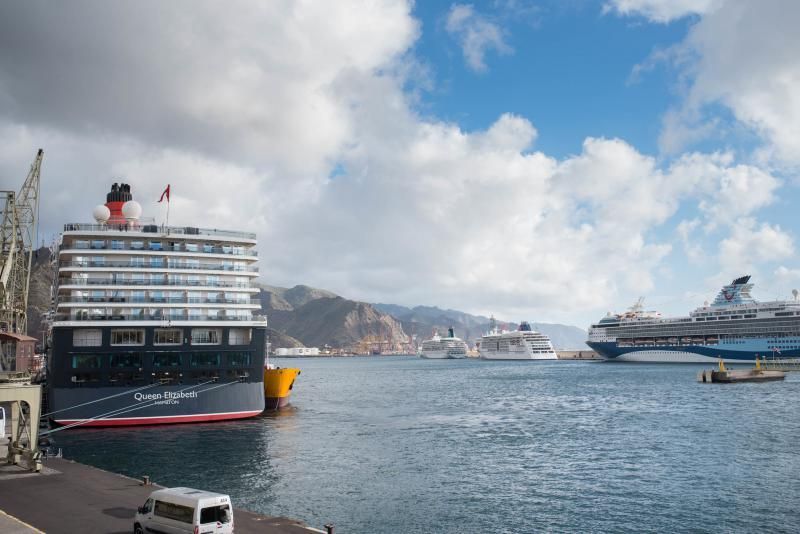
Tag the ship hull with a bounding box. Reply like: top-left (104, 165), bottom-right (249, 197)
top-left (479, 352), bottom-right (558, 360)
top-left (420, 351), bottom-right (467, 359)
top-left (50, 382), bottom-right (264, 427)
top-left (587, 341), bottom-right (799, 363)
top-left (263, 367), bottom-right (299, 410)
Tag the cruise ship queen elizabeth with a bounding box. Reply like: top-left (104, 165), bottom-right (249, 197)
top-left (47, 183), bottom-right (268, 426)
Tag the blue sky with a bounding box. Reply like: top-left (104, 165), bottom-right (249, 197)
top-left (412, 2), bottom-right (688, 158)
top-left (1, 0), bottom-right (799, 328)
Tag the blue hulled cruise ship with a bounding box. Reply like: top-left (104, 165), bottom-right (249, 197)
top-left (587, 276), bottom-right (800, 362)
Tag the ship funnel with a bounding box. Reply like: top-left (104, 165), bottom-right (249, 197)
top-left (448, 327), bottom-right (455, 338)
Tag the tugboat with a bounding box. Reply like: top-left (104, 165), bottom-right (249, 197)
top-left (263, 340), bottom-right (300, 410)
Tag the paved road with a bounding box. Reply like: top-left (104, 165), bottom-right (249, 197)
top-left (0, 458), bottom-right (320, 534)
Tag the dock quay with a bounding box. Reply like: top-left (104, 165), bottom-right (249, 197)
top-left (759, 358), bottom-right (800, 372)
top-left (0, 457), bottom-right (324, 534)
top-left (557, 350), bottom-right (601, 360)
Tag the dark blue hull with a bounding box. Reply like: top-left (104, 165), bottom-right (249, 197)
top-left (587, 341), bottom-right (799, 363)
top-left (50, 382), bottom-right (264, 426)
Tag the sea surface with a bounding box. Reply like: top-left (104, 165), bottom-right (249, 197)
top-left (56, 357), bottom-right (800, 533)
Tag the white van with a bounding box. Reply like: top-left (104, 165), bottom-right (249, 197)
top-left (134, 487), bottom-right (233, 534)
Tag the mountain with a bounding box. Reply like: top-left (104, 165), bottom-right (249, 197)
top-left (373, 303), bottom-right (589, 349)
top-left (256, 284), bottom-right (408, 352)
top-left (26, 246), bottom-right (55, 345)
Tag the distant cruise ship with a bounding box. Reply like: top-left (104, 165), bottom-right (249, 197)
top-left (419, 328), bottom-right (468, 359)
top-left (587, 276), bottom-right (800, 363)
top-left (478, 318), bottom-right (558, 360)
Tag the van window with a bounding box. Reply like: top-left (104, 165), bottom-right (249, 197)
top-left (200, 505), bottom-right (232, 524)
top-left (141, 498), bottom-right (153, 514)
top-left (154, 501), bottom-right (193, 523)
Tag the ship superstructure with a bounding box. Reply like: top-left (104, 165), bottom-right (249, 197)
top-left (47, 183), bottom-right (267, 426)
top-left (587, 276), bottom-right (800, 362)
top-left (478, 318), bottom-right (558, 360)
top-left (419, 327), bottom-right (468, 359)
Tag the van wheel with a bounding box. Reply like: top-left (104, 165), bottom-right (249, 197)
top-left (134, 523), bottom-right (144, 534)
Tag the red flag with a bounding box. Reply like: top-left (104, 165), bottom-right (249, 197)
top-left (158, 184), bottom-right (170, 203)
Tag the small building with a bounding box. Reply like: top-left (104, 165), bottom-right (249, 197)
top-left (0, 332), bottom-right (39, 372)
top-left (274, 347), bottom-right (320, 357)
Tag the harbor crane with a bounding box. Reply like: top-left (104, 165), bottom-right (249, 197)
top-left (0, 149), bottom-right (43, 335)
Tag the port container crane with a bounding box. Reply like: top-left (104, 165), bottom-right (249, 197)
top-left (0, 149), bottom-right (43, 335)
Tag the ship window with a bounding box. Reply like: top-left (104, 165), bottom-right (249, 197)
top-left (130, 241), bottom-right (144, 250)
top-left (185, 243), bottom-right (199, 252)
top-left (73, 329), bottom-right (102, 347)
top-left (154, 329), bottom-right (183, 345)
top-left (110, 352), bottom-right (142, 368)
top-left (110, 329), bottom-right (145, 346)
top-left (148, 241), bottom-right (163, 251)
top-left (150, 257), bottom-right (164, 268)
top-left (90, 240), bottom-right (105, 249)
top-left (74, 240), bottom-right (90, 250)
top-left (191, 328), bottom-right (221, 345)
top-left (111, 240), bottom-right (124, 250)
top-left (229, 328), bottom-right (251, 345)
top-left (152, 353), bottom-right (182, 368)
top-left (191, 352), bottom-right (220, 367)
top-left (203, 244), bottom-right (214, 253)
top-left (228, 352), bottom-right (252, 366)
top-left (71, 354), bottom-right (102, 369)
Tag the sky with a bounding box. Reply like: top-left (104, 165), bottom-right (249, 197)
top-left (1, 0), bottom-right (799, 329)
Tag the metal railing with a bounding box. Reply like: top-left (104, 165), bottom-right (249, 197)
top-left (62, 243), bottom-right (257, 257)
top-left (57, 278), bottom-right (255, 288)
top-left (59, 260), bottom-right (257, 272)
top-left (63, 223), bottom-right (256, 240)
top-left (57, 296), bottom-right (260, 305)
top-left (54, 313), bottom-right (258, 322)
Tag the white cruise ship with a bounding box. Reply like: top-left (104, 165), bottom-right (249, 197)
top-left (419, 328), bottom-right (468, 359)
top-left (587, 275), bottom-right (800, 363)
top-left (478, 318), bottom-right (558, 360)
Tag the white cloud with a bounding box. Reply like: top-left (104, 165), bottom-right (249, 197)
top-left (604, 0), bottom-right (722, 23)
top-left (617, 1), bottom-right (800, 168)
top-left (445, 4), bottom-right (512, 72)
top-left (719, 219), bottom-right (793, 273)
top-left (0, 1), bottom-right (793, 327)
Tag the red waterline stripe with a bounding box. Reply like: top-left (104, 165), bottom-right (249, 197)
top-left (54, 410), bottom-right (262, 427)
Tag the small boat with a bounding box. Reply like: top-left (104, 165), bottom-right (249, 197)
top-left (698, 358), bottom-right (785, 383)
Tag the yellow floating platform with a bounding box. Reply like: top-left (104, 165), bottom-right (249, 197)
top-left (264, 366), bottom-right (301, 410)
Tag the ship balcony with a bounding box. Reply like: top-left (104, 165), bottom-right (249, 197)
top-left (59, 243), bottom-right (257, 258)
top-left (53, 311), bottom-right (257, 322)
top-left (63, 223), bottom-right (256, 242)
top-left (59, 260), bottom-right (258, 272)
top-left (56, 296), bottom-right (260, 306)
top-left (57, 277), bottom-right (260, 290)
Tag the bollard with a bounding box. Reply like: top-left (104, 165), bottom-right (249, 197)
top-left (324, 524), bottom-right (335, 534)
top-left (142, 475), bottom-right (151, 486)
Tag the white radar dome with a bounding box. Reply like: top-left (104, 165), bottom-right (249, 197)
top-left (121, 200), bottom-right (142, 220)
top-left (92, 204), bottom-right (110, 223)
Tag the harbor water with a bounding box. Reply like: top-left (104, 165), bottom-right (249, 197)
top-left (56, 356), bottom-right (800, 533)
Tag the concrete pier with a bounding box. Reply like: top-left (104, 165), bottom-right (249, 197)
top-left (0, 457), bottom-right (322, 533)
top-left (557, 350), bottom-right (601, 360)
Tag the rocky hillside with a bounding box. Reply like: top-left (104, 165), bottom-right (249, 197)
top-left (257, 284), bottom-right (409, 352)
top-left (373, 303), bottom-right (589, 349)
top-left (26, 246), bottom-right (55, 345)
